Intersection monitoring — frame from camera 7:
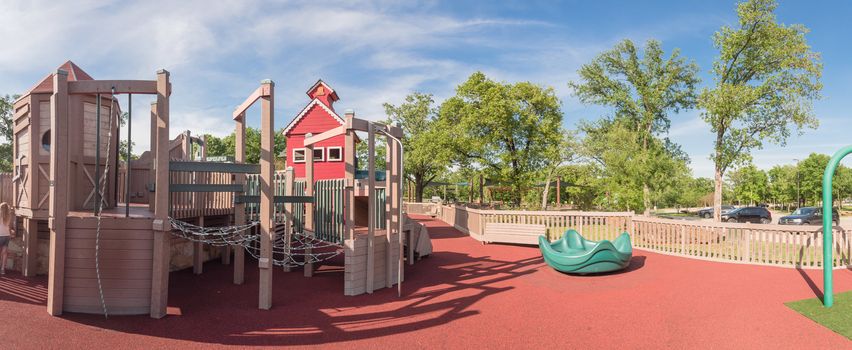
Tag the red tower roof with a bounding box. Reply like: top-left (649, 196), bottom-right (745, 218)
top-left (24, 61), bottom-right (94, 96)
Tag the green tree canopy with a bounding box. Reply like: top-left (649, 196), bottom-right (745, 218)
top-left (700, 0), bottom-right (822, 220)
top-left (767, 164), bottom-right (797, 209)
top-left (727, 163), bottom-right (768, 205)
top-left (569, 38), bottom-right (699, 213)
top-left (0, 95), bottom-right (19, 172)
top-left (203, 127), bottom-right (286, 167)
top-left (580, 117), bottom-right (691, 212)
top-left (438, 72), bottom-right (564, 206)
top-left (383, 92), bottom-right (450, 202)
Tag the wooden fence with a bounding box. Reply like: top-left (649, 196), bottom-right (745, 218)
top-left (410, 203), bottom-right (852, 269)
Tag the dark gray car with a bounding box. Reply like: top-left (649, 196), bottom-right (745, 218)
top-left (697, 205), bottom-right (736, 219)
top-left (779, 207), bottom-right (840, 226)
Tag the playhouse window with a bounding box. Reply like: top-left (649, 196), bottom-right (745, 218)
top-left (313, 147), bottom-right (325, 162)
top-left (41, 130), bottom-right (51, 152)
top-left (293, 148), bottom-right (306, 163)
top-left (327, 147), bottom-right (342, 161)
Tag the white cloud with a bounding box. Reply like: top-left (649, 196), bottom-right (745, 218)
top-left (0, 0), bottom-right (731, 164)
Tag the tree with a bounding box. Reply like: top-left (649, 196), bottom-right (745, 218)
top-left (0, 95), bottom-right (20, 172)
top-left (355, 136), bottom-right (386, 171)
top-left (203, 127), bottom-right (286, 167)
top-left (797, 153), bottom-right (830, 206)
top-left (579, 117), bottom-right (691, 212)
top-left (383, 93), bottom-right (450, 202)
top-left (767, 165), bottom-right (796, 209)
top-left (700, 0), bottom-right (822, 220)
top-left (119, 140), bottom-right (137, 162)
top-left (540, 133), bottom-right (575, 210)
top-left (438, 72), bottom-right (564, 206)
top-left (569, 39), bottom-right (699, 214)
top-left (727, 163), bottom-right (768, 205)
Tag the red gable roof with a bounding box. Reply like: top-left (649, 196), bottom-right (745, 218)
top-left (24, 60), bottom-right (94, 96)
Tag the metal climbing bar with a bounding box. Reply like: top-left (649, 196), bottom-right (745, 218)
top-left (821, 144), bottom-right (852, 307)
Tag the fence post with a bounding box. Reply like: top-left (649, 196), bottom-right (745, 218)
top-left (680, 225), bottom-right (686, 255)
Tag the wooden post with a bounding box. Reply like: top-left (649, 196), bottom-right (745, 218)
top-left (282, 166), bottom-right (294, 272)
top-left (344, 115), bottom-right (355, 242)
top-left (149, 102), bottom-right (158, 209)
top-left (385, 132), bottom-right (393, 288)
top-left (304, 135), bottom-right (315, 277)
top-left (258, 80), bottom-right (275, 310)
top-left (189, 131), bottom-right (204, 275)
top-left (233, 112), bottom-right (246, 284)
top-left (22, 217), bottom-right (38, 277)
top-left (47, 69), bottom-right (69, 316)
top-left (150, 69), bottom-right (171, 319)
top-left (366, 123), bottom-right (376, 294)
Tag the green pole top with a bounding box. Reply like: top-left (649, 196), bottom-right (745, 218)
top-left (821, 144), bottom-right (852, 307)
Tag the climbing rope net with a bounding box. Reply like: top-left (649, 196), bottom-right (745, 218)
top-left (168, 217), bottom-right (343, 267)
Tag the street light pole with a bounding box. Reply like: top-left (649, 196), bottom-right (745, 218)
top-left (793, 158), bottom-right (801, 209)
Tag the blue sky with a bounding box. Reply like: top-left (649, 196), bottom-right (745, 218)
top-left (1, 0), bottom-right (850, 177)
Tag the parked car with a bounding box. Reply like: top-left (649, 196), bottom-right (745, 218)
top-left (779, 207), bottom-right (840, 226)
top-left (720, 207), bottom-right (772, 224)
top-left (697, 205), bottom-right (736, 219)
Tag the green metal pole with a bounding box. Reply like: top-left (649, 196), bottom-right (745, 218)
top-left (821, 144), bottom-right (852, 307)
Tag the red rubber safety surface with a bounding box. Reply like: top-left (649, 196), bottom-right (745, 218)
top-left (1, 215), bottom-right (850, 349)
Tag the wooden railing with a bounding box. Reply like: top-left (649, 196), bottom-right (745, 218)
top-left (169, 167), bottom-right (234, 219)
top-left (632, 217), bottom-right (850, 269)
top-left (426, 204), bottom-right (852, 269)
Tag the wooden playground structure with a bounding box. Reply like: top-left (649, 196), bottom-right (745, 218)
top-left (11, 62), bottom-right (410, 318)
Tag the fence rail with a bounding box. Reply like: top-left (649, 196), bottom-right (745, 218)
top-left (416, 204), bottom-right (851, 269)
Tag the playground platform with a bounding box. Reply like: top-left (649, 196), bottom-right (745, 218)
top-left (1, 215), bottom-right (850, 348)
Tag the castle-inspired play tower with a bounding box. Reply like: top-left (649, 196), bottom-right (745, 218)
top-left (11, 62), bottom-right (408, 318)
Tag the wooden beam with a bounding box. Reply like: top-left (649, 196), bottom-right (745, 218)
top-left (282, 167), bottom-right (294, 273)
top-left (150, 70), bottom-right (171, 319)
top-left (231, 86), bottom-right (263, 120)
top-left (67, 80), bottom-right (158, 95)
top-left (47, 69), bottom-right (69, 316)
top-left (149, 102), bottom-right (157, 210)
top-left (303, 125), bottom-right (346, 147)
top-left (233, 112), bottom-right (246, 285)
top-left (258, 80), bottom-right (275, 310)
top-left (304, 139), bottom-right (315, 277)
top-left (193, 216), bottom-right (204, 275)
top-left (344, 123), bottom-right (355, 242)
top-left (349, 117), bottom-right (370, 132)
top-left (22, 218), bottom-right (38, 277)
top-left (385, 133), bottom-right (393, 288)
top-left (366, 123), bottom-right (375, 294)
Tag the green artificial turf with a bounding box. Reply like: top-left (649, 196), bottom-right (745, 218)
top-left (785, 290), bottom-right (852, 339)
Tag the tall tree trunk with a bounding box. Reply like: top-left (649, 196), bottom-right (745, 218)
top-left (641, 130), bottom-right (651, 216)
top-left (714, 167), bottom-right (724, 222)
top-left (415, 177), bottom-right (424, 202)
top-left (541, 166), bottom-right (558, 210)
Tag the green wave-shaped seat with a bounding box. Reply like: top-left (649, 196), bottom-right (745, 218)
top-left (538, 229), bottom-right (632, 274)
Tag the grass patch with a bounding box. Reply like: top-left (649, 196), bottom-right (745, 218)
top-left (785, 290), bottom-right (852, 339)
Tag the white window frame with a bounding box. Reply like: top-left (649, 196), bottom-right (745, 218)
top-left (312, 147), bottom-right (325, 162)
top-left (326, 146), bottom-right (343, 162)
top-left (292, 148), bottom-right (306, 163)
